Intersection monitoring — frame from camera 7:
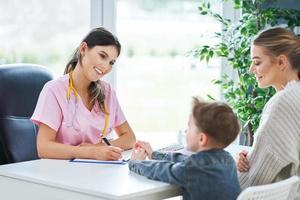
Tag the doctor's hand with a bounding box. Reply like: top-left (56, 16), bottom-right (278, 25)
top-left (131, 148), bottom-right (147, 160)
top-left (134, 140), bottom-right (153, 159)
top-left (79, 137), bottom-right (109, 147)
top-left (90, 146), bottom-right (123, 161)
top-left (79, 142), bottom-right (104, 147)
top-left (237, 150), bottom-right (250, 172)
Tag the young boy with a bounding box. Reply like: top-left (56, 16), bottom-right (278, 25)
top-left (128, 97), bottom-right (241, 200)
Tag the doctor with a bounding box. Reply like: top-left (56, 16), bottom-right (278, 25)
top-left (31, 27), bottom-right (136, 160)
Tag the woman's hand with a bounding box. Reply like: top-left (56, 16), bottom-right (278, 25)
top-left (79, 143), bottom-right (92, 147)
top-left (79, 140), bottom-right (105, 147)
top-left (134, 140), bottom-right (153, 158)
top-left (131, 148), bottom-right (147, 160)
top-left (89, 146), bottom-right (123, 160)
top-left (237, 150), bottom-right (250, 172)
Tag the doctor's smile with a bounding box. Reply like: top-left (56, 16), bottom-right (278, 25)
top-left (31, 27), bottom-right (136, 161)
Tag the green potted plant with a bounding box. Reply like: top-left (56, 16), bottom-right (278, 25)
top-left (193, 0), bottom-right (300, 145)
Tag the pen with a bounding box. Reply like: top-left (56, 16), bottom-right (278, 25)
top-left (102, 137), bottom-right (111, 146)
top-left (101, 137), bottom-right (129, 161)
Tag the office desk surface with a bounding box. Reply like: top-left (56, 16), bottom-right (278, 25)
top-left (0, 158), bottom-right (181, 200)
top-left (0, 131), bottom-right (251, 200)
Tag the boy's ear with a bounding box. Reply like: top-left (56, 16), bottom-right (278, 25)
top-left (198, 132), bottom-right (209, 146)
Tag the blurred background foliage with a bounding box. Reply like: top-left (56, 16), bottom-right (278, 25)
top-left (194, 0), bottom-right (300, 145)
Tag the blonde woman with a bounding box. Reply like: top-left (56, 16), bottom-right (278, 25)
top-left (237, 27), bottom-right (300, 189)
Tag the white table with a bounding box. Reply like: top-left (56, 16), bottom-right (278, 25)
top-left (0, 158), bottom-right (182, 200)
top-left (0, 131), bottom-right (251, 200)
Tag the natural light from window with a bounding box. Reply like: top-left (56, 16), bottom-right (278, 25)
top-left (116, 0), bottom-right (222, 135)
top-left (0, 0), bottom-right (90, 76)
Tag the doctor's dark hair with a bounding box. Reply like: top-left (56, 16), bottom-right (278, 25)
top-left (192, 97), bottom-right (240, 148)
top-left (253, 27), bottom-right (300, 79)
top-left (64, 27), bottom-right (121, 113)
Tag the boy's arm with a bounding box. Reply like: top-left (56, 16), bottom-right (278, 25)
top-left (128, 159), bottom-right (186, 187)
top-left (134, 141), bottom-right (187, 162)
top-left (152, 151), bottom-right (188, 162)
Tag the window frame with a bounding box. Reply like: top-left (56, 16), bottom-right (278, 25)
top-left (90, 0), bottom-right (117, 89)
top-left (91, 0), bottom-right (240, 93)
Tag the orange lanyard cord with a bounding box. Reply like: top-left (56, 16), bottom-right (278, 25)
top-left (67, 71), bottom-right (109, 137)
top-left (67, 71), bottom-right (79, 101)
top-left (102, 104), bottom-right (109, 138)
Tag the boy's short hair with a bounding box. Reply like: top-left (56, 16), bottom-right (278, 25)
top-left (192, 97), bottom-right (240, 147)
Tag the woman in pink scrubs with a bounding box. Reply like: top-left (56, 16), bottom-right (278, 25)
top-left (31, 27), bottom-right (136, 160)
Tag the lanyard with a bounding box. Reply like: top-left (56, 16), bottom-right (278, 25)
top-left (67, 71), bottom-right (109, 137)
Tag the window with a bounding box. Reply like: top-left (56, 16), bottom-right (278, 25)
top-left (1, 0), bottom-right (223, 137)
top-left (116, 0), bottom-right (222, 134)
top-left (0, 0), bottom-right (90, 76)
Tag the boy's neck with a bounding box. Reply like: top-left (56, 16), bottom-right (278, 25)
top-left (197, 146), bottom-right (219, 152)
top-left (196, 143), bottom-right (224, 152)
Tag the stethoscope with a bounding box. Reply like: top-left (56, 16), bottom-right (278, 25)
top-left (66, 71), bottom-right (109, 138)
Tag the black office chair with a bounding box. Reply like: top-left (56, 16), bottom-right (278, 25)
top-left (0, 64), bottom-right (53, 164)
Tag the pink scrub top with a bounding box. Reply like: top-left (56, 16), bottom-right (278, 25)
top-left (31, 74), bottom-right (126, 145)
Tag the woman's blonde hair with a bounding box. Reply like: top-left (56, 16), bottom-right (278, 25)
top-left (253, 27), bottom-right (300, 78)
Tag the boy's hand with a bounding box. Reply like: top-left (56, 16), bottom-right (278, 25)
top-left (134, 140), bottom-right (153, 158)
top-left (131, 148), bottom-right (147, 160)
top-left (237, 150), bottom-right (250, 172)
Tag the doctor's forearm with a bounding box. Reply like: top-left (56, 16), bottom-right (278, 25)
top-left (37, 141), bottom-right (93, 159)
top-left (110, 132), bottom-right (136, 150)
top-left (111, 121), bottom-right (136, 150)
